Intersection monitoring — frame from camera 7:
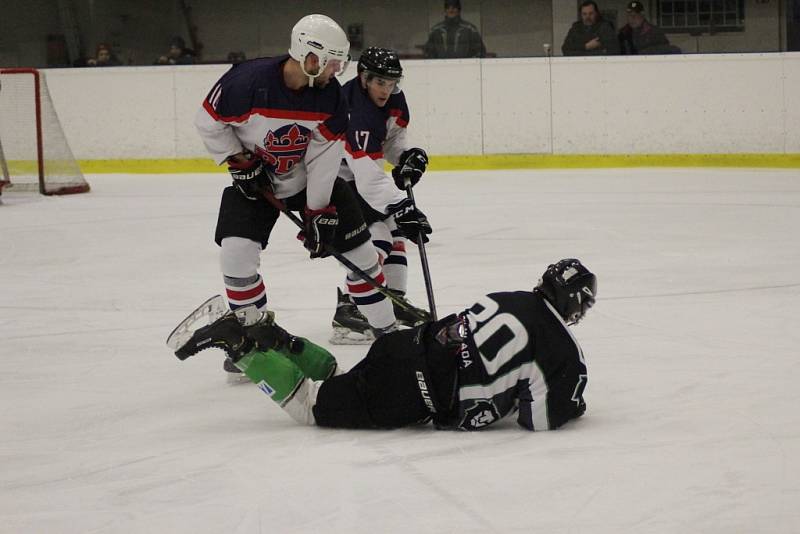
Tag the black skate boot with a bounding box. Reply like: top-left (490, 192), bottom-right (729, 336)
top-left (174, 312), bottom-right (253, 362)
top-left (330, 288), bottom-right (375, 345)
top-left (389, 289), bottom-right (431, 327)
top-left (244, 310), bottom-right (303, 354)
top-left (371, 322), bottom-right (399, 339)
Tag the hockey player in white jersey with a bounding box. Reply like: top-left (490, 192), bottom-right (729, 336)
top-left (171, 259), bottom-right (596, 431)
top-left (331, 47), bottom-right (432, 344)
top-left (194, 15), bottom-right (403, 376)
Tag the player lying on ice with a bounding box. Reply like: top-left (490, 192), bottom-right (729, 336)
top-left (168, 259), bottom-right (596, 431)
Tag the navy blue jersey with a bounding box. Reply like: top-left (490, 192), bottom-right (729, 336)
top-left (195, 55), bottom-right (348, 208)
top-left (337, 77), bottom-right (411, 214)
top-left (454, 291), bottom-right (588, 431)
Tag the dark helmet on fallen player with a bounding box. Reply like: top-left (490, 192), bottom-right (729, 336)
top-left (535, 259), bottom-right (597, 325)
top-left (358, 47), bottom-right (403, 93)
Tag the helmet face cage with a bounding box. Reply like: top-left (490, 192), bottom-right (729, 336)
top-left (536, 259), bottom-right (597, 325)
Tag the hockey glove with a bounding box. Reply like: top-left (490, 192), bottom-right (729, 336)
top-left (390, 198), bottom-right (432, 244)
top-left (301, 205), bottom-right (338, 259)
top-left (228, 154), bottom-right (270, 200)
top-left (392, 148), bottom-right (428, 189)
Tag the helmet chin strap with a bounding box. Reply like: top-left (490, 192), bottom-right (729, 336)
top-left (300, 57), bottom-right (320, 87)
top-left (300, 54), bottom-right (331, 87)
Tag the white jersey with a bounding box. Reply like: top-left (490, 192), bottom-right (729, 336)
top-left (195, 55), bottom-right (348, 209)
top-left (337, 77), bottom-right (410, 215)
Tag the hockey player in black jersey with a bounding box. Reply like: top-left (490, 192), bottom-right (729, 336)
top-left (331, 47), bottom-right (433, 344)
top-left (171, 259), bottom-right (596, 431)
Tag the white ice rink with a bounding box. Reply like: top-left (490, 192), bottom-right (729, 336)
top-left (2, 168), bottom-right (800, 533)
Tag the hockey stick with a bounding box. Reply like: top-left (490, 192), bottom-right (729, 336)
top-left (404, 178), bottom-right (438, 320)
top-left (260, 189), bottom-right (428, 321)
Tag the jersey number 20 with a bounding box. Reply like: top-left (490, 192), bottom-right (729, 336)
top-left (468, 296), bottom-right (529, 376)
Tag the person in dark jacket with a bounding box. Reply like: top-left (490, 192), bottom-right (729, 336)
top-left (561, 1), bottom-right (620, 56)
top-left (424, 0), bottom-right (486, 58)
top-left (155, 36), bottom-right (196, 65)
top-left (87, 43), bottom-right (121, 67)
top-left (618, 1), bottom-right (681, 55)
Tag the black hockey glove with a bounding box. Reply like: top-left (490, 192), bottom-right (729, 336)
top-left (390, 198), bottom-right (432, 245)
top-left (301, 205), bottom-right (338, 259)
top-left (228, 154), bottom-right (270, 200)
top-left (392, 148), bottom-right (428, 189)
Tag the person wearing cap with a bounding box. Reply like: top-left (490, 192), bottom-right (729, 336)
top-left (155, 36), bottom-right (196, 65)
top-left (561, 1), bottom-right (620, 56)
top-left (424, 0), bottom-right (486, 59)
top-left (618, 1), bottom-right (679, 55)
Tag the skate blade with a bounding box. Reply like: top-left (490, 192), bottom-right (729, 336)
top-left (166, 295), bottom-right (227, 351)
top-left (329, 326), bottom-right (375, 345)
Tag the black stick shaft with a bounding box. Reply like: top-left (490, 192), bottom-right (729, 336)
top-left (261, 190), bottom-right (427, 320)
top-left (405, 181), bottom-right (438, 321)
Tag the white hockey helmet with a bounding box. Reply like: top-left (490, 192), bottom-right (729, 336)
top-left (289, 14), bottom-right (350, 85)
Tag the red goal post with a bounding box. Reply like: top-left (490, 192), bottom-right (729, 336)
top-left (0, 68), bottom-right (89, 195)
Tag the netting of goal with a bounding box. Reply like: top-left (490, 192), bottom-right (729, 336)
top-left (0, 68), bottom-right (89, 195)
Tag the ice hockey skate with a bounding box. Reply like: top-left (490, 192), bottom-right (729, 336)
top-left (330, 287), bottom-right (375, 345)
top-left (167, 297), bottom-right (279, 383)
top-left (388, 289), bottom-right (431, 327)
top-left (169, 295), bottom-right (340, 389)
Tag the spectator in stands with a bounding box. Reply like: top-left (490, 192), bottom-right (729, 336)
top-left (424, 0), bottom-right (486, 58)
top-left (155, 36), bottom-right (196, 65)
top-left (87, 43), bottom-right (121, 67)
top-left (618, 1), bottom-right (681, 55)
top-left (561, 1), bottom-right (620, 56)
top-left (227, 51), bottom-right (247, 65)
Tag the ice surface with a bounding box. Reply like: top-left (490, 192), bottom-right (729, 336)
top-left (2, 168), bottom-right (800, 533)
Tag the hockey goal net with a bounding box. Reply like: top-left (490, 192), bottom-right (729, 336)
top-left (0, 68), bottom-right (89, 195)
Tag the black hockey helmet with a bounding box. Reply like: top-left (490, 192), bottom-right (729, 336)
top-left (357, 47), bottom-right (403, 80)
top-left (535, 259), bottom-right (597, 325)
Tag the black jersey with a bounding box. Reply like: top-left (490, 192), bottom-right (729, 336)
top-left (453, 291), bottom-right (588, 431)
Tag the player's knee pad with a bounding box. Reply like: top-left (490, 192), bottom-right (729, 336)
top-left (220, 237), bottom-right (262, 278)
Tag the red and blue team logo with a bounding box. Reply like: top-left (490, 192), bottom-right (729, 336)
top-left (255, 123), bottom-right (311, 175)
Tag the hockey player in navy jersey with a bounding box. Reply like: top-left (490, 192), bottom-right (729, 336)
top-left (194, 15), bottom-right (402, 376)
top-left (331, 47), bottom-right (433, 344)
top-left (172, 259), bottom-right (596, 431)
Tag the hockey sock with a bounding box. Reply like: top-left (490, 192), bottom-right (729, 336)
top-left (224, 274), bottom-right (267, 311)
top-left (368, 220), bottom-right (393, 264)
top-left (346, 267), bottom-right (394, 329)
top-left (278, 337), bottom-right (339, 381)
top-left (342, 242), bottom-right (395, 329)
top-left (383, 233), bottom-right (408, 293)
top-left (233, 349), bottom-right (305, 406)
